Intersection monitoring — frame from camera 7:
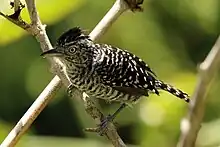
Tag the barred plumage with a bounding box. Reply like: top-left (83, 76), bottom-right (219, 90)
top-left (42, 27), bottom-right (190, 132)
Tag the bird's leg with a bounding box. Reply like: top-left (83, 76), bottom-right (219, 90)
top-left (98, 103), bottom-right (127, 135)
top-left (67, 84), bottom-right (74, 97)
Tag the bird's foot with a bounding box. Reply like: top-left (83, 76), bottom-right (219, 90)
top-left (84, 114), bottom-right (118, 136)
top-left (97, 114), bottom-right (114, 136)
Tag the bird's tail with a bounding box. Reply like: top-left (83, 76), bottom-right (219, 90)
top-left (155, 80), bottom-right (190, 103)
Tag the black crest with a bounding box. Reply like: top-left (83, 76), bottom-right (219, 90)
top-left (56, 27), bottom-right (89, 46)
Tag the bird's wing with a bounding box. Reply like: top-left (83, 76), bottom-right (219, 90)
top-left (94, 44), bottom-right (159, 96)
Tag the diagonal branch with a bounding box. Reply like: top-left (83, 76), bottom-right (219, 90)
top-left (0, 0), bottom-right (144, 147)
top-left (177, 36), bottom-right (220, 147)
top-left (0, 12), bottom-right (30, 30)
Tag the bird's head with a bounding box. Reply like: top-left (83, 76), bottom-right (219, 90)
top-left (41, 27), bottom-right (93, 66)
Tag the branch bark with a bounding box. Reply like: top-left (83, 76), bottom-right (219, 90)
top-left (177, 36), bottom-right (220, 147)
top-left (0, 0), bottom-right (144, 147)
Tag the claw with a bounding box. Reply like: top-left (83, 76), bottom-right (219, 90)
top-left (98, 114), bottom-right (113, 136)
top-left (85, 104), bottom-right (126, 135)
top-left (98, 103), bottom-right (126, 135)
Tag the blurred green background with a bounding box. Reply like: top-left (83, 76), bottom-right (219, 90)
top-left (0, 0), bottom-right (220, 146)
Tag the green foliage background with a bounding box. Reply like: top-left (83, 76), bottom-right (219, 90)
top-left (0, 0), bottom-right (220, 146)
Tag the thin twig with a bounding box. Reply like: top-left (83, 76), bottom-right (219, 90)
top-left (177, 36), bottom-right (220, 147)
top-left (0, 0), bottom-right (144, 147)
top-left (0, 12), bottom-right (30, 30)
top-left (90, 0), bottom-right (127, 40)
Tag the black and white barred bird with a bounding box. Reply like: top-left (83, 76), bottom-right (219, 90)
top-left (42, 27), bottom-right (190, 130)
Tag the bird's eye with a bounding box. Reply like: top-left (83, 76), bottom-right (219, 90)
top-left (68, 48), bottom-right (76, 54)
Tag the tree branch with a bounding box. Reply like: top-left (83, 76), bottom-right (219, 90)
top-left (177, 36), bottom-right (220, 147)
top-left (0, 11), bottom-right (30, 30)
top-left (90, 0), bottom-right (127, 40)
top-left (0, 0), bottom-right (144, 147)
top-left (25, 0), bottom-right (40, 25)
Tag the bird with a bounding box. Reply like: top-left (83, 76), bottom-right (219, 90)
top-left (41, 27), bottom-right (190, 133)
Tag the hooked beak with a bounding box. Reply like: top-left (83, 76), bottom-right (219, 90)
top-left (41, 49), bottom-right (63, 57)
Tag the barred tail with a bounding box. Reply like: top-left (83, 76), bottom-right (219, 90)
top-left (155, 80), bottom-right (190, 103)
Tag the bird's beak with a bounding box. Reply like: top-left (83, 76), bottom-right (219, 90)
top-left (41, 49), bottom-right (63, 57)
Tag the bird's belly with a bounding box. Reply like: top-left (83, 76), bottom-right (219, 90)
top-left (85, 84), bottom-right (138, 103)
top-left (69, 75), bottom-right (138, 102)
